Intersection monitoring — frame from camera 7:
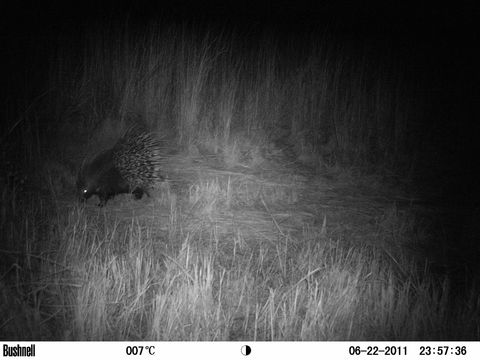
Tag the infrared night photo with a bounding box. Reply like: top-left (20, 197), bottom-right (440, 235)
top-left (1, 0), bottom-right (478, 341)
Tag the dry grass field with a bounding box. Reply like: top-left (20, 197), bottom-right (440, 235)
top-left (1, 14), bottom-right (478, 341)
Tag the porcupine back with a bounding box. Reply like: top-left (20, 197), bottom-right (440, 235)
top-left (112, 126), bottom-right (164, 191)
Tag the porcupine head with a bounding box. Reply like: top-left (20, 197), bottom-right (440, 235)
top-left (76, 149), bottom-right (130, 205)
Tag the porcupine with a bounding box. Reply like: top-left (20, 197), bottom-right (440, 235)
top-left (76, 126), bottom-right (164, 206)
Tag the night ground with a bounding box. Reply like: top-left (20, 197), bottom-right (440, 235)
top-left (1, 0), bottom-right (479, 340)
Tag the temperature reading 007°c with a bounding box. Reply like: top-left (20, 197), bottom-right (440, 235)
top-left (125, 345), bottom-right (156, 356)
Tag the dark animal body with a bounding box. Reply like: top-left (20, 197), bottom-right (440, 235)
top-left (77, 127), bottom-right (164, 206)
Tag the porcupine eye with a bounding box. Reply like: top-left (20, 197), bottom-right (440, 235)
top-left (78, 188), bottom-right (88, 202)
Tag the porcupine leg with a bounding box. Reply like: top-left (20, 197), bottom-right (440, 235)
top-left (132, 188), bottom-right (144, 200)
top-left (97, 193), bottom-right (112, 207)
top-left (97, 196), bottom-right (107, 207)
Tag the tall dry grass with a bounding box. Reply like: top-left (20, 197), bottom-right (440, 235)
top-left (36, 21), bottom-right (426, 172)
